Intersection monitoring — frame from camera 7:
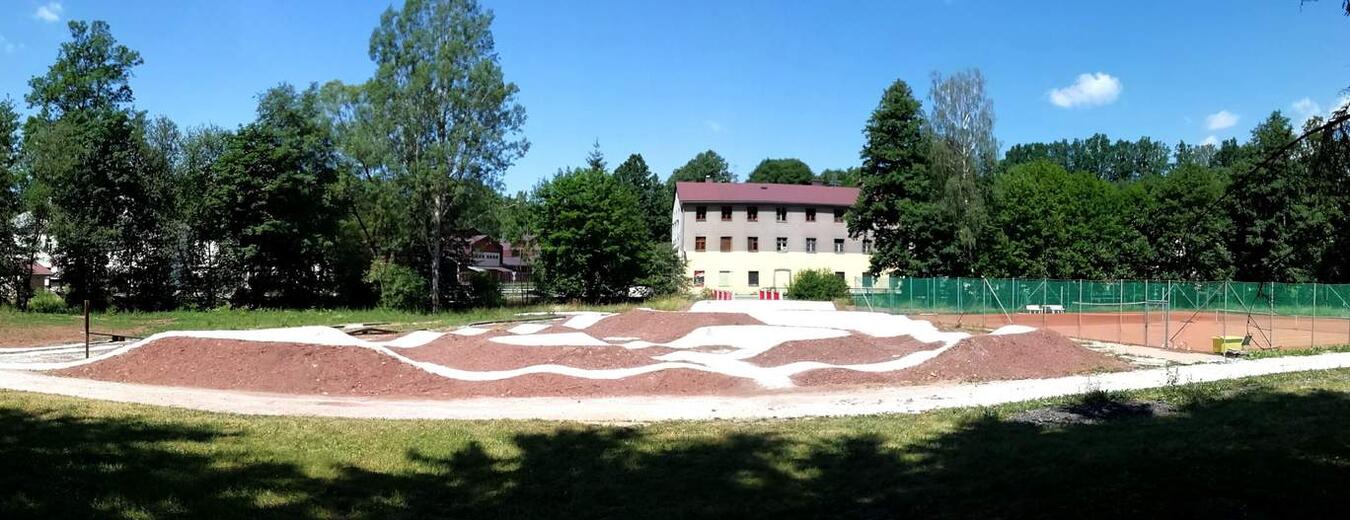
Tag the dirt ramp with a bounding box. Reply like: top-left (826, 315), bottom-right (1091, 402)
top-left (401, 333), bottom-right (674, 370)
top-left (584, 309), bottom-right (764, 343)
top-left (48, 337), bottom-right (752, 399)
top-left (794, 329), bottom-right (1130, 387)
top-left (51, 337), bottom-right (463, 398)
top-left (746, 335), bottom-right (939, 367)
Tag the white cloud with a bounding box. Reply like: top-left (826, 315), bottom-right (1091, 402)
top-left (0, 34), bottom-right (15, 55)
top-left (1047, 72), bottom-right (1122, 108)
top-left (1204, 110), bottom-right (1238, 131)
top-left (1291, 97), bottom-right (1321, 118)
top-left (1200, 135), bottom-right (1219, 147)
top-left (34, 2), bottom-right (63, 23)
top-left (704, 120), bottom-right (724, 133)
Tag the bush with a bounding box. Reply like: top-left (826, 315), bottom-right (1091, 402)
top-left (28, 291), bottom-right (71, 314)
top-left (464, 271), bottom-right (503, 308)
top-left (363, 260), bottom-right (427, 311)
top-left (786, 269), bottom-right (850, 301)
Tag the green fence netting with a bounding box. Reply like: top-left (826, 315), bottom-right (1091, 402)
top-left (853, 277), bottom-right (1350, 319)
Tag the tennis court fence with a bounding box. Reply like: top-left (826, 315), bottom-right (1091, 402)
top-left (851, 277), bottom-right (1350, 351)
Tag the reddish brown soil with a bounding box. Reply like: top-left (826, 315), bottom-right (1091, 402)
top-left (399, 333), bottom-right (674, 370)
top-left (746, 335), bottom-right (939, 367)
top-left (793, 329), bottom-right (1131, 387)
top-left (0, 324), bottom-right (145, 348)
top-left (583, 310), bottom-right (764, 343)
top-left (50, 337), bottom-right (751, 398)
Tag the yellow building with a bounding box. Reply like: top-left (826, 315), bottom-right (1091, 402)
top-left (672, 181), bottom-right (888, 295)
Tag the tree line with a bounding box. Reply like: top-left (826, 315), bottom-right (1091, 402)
top-left (848, 73), bottom-right (1349, 284)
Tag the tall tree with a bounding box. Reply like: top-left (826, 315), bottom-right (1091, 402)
top-left (848, 79), bottom-right (944, 276)
top-left (0, 99), bottom-right (27, 305)
top-left (613, 153), bottom-right (670, 241)
top-left (816, 167), bottom-right (860, 187)
top-left (206, 84), bottom-right (344, 307)
top-left (1138, 164), bottom-right (1233, 279)
top-left (928, 69), bottom-right (997, 272)
top-left (532, 168), bottom-right (647, 302)
top-left (366, 0), bottom-right (528, 311)
top-left (23, 20), bottom-right (174, 309)
top-left (747, 158), bottom-right (813, 184)
top-left (585, 139), bottom-right (606, 173)
top-left (667, 150), bottom-right (734, 185)
top-left (173, 125), bottom-right (232, 308)
top-left (1227, 112), bottom-right (1330, 281)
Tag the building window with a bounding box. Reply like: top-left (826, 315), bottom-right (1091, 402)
top-left (834, 208), bottom-right (845, 223)
top-left (747, 207), bottom-right (758, 222)
top-left (748, 271), bottom-right (760, 287)
top-left (835, 271), bottom-right (846, 281)
top-left (720, 236), bottom-right (732, 252)
top-left (776, 207), bottom-right (787, 222)
top-left (695, 206), bottom-right (707, 221)
top-left (862, 239), bottom-right (873, 254)
top-left (776, 237), bottom-right (788, 252)
top-left (693, 270), bottom-right (705, 287)
top-left (862, 274), bottom-right (875, 288)
top-left (695, 236), bottom-right (706, 252)
top-left (805, 208), bottom-right (816, 222)
top-left (718, 270), bottom-right (731, 287)
top-left (805, 238), bottom-right (817, 253)
top-left (747, 236), bottom-right (759, 252)
top-left (833, 238), bottom-right (845, 253)
top-left (721, 206), bottom-right (733, 221)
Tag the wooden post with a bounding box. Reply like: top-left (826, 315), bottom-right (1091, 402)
top-left (1077, 279), bottom-right (1083, 339)
top-left (83, 299), bottom-right (90, 359)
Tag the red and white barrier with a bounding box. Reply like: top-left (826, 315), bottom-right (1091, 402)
top-left (758, 289), bottom-right (782, 300)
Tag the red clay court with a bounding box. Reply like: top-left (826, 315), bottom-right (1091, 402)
top-left (930, 311), bottom-right (1350, 352)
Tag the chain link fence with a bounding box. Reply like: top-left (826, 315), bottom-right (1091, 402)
top-left (852, 277), bottom-right (1350, 351)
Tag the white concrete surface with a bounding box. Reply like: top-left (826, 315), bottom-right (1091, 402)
top-left (6, 352), bottom-right (1350, 421)
top-left (561, 312), bottom-right (613, 330)
top-left (507, 323), bottom-right (553, 335)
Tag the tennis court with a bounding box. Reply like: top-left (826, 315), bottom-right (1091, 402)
top-left (855, 277), bottom-right (1350, 352)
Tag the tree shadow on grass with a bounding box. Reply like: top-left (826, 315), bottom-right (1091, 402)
top-left (321, 389), bottom-right (1350, 519)
top-left (4, 386), bottom-right (1350, 519)
top-left (0, 405), bottom-right (313, 518)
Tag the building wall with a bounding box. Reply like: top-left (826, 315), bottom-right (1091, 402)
top-left (674, 201), bottom-right (885, 294)
top-left (683, 251), bottom-right (888, 294)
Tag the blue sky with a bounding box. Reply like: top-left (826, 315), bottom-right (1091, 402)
top-left (2, 1), bottom-right (1347, 193)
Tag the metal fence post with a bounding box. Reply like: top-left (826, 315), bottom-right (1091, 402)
top-left (83, 300), bottom-right (90, 359)
top-left (1077, 279), bottom-right (1083, 339)
top-left (1270, 281), bottom-right (1276, 348)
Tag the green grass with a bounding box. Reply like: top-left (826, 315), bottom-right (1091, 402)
top-left (0, 295), bottom-right (693, 337)
top-left (1242, 343), bottom-right (1350, 359)
top-left (4, 369), bottom-right (1350, 518)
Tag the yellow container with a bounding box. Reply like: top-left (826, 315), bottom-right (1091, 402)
top-left (1212, 336), bottom-right (1243, 354)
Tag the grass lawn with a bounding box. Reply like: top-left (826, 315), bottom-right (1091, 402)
top-left (0, 296), bottom-right (691, 347)
top-left (4, 370), bottom-right (1350, 518)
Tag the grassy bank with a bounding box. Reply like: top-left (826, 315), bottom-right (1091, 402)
top-left (0, 295), bottom-right (692, 347)
top-left (3, 369), bottom-right (1350, 518)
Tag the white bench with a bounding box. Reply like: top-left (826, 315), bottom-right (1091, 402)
top-left (1024, 305), bottom-right (1042, 314)
top-left (1045, 304), bottom-right (1065, 314)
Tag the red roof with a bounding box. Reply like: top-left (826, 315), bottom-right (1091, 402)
top-left (675, 181), bottom-right (859, 206)
top-left (28, 262), bottom-right (52, 276)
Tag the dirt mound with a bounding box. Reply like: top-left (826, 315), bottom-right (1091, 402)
top-left (583, 310), bottom-right (764, 343)
top-left (793, 329), bottom-right (1131, 387)
top-left (49, 337), bottom-right (751, 398)
top-left (746, 335), bottom-right (939, 367)
top-left (400, 334), bottom-right (674, 370)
